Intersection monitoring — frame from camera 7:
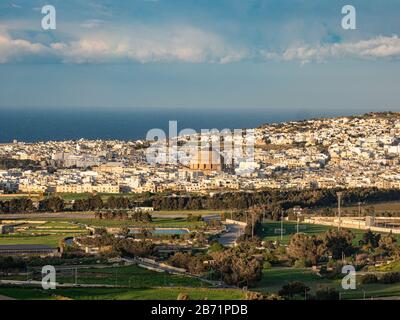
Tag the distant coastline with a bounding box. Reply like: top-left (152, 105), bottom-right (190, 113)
top-left (0, 107), bottom-right (393, 143)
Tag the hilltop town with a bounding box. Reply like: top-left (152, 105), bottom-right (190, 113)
top-left (1, 112), bottom-right (400, 195)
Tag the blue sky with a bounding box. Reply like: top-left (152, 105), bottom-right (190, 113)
top-left (0, 0), bottom-right (400, 112)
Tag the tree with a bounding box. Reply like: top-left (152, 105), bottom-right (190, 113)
top-left (315, 286), bottom-right (339, 300)
top-left (359, 230), bottom-right (381, 249)
top-left (39, 196), bottom-right (65, 212)
top-left (207, 241), bottom-right (224, 254)
top-left (168, 252), bottom-right (205, 275)
top-left (88, 195), bottom-right (103, 210)
top-left (287, 233), bottom-right (320, 265)
top-left (211, 246), bottom-right (263, 287)
top-left (278, 281), bottom-right (310, 298)
top-left (318, 229), bottom-right (354, 259)
top-left (377, 233), bottom-right (399, 258)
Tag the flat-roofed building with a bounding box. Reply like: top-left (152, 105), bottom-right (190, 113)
top-left (189, 150), bottom-right (224, 172)
top-left (0, 244), bottom-right (59, 257)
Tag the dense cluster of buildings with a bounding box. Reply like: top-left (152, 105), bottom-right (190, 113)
top-left (0, 113), bottom-right (400, 195)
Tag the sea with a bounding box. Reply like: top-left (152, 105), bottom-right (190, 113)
top-left (0, 107), bottom-right (365, 143)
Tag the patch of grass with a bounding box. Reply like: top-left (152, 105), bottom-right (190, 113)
top-left (53, 265), bottom-right (208, 288)
top-left (260, 221), bottom-right (391, 245)
top-left (0, 221), bottom-right (87, 246)
top-left (67, 217), bottom-right (205, 228)
top-left (255, 267), bottom-right (337, 294)
top-left (154, 210), bottom-right (224, 216)
top-left (0, 286), bottom-right (245, 300)
top-left (369, 260), bottom-right (400, 272)
top-left (261, 221), bottom-right (332, 245)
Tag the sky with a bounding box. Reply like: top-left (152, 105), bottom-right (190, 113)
top-left (0, 0), bottom-right (400, 113)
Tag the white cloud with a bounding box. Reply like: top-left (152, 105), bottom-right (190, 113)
top-left (0, 33), bottom-right (48, 63)
top-left (10, 3), bottom-right (22, 9)
top-left (262, 35), bottom-right (400, 64)
top-left (50, 26), bottom-right (248, 64)
top-left (1, 25), bottom-right (400, 65)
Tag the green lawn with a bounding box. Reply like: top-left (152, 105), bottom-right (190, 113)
top-left (154, 210), bottom-right (224, 216)
top-left (4, 264), bottom-right (209, 289)
top-left (261, 221), bottom-right (332, 244)
top-left (67, 217), bottom-right (205, 229)
top-left (52, 265), bottom-right (208, 288)
top-left (369, 260), bottom-right (400, 272)
top-left (0, 287), bottom-right (245, 300)
top-left (0, 221), bottom-right (87, 247)
top-left (255, 267), bottom-right (336, 294)
top-left (255, 266), bottom-right (400, 300)
top-left (260, 221), bottom-right (396, 245)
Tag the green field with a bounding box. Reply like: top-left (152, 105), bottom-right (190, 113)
top-left (369, 260), bottom-right (400, 272)
top-left (0, 221), bottom-right (88, 246)
top-left (47, 265), bottom-right (208, 288)
top-left (318, 200), bottom-right (400, 216)
top-left (260, 221), bottom-right (398, 245)
top-left (255, 266), bottom-right (400, 300)
top-left (66, 217), bottom-right (205, 228)
top-left (0, 286), bottom-right (245, 300)
top-left (256, 267), bottom-right (337, 294)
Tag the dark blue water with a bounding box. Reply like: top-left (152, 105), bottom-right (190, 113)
top-left (0, 107), bottom-right (355, 142)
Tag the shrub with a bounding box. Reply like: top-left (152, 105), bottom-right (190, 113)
top-left (244, 291), bottom-right (283, 300)
top-left (379, 272), bottom-right (400, 284)
top-left (293, 258), bottom-right (310, 268)
top-left (360, 274), bottom-right (378, 284)
top-left (315, 287), bottom-right (339, 300)
top-left (278, 281), bottom-right (310, 298)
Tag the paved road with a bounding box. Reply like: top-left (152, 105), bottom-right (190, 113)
top-left (218, 223), bottom-right (245, 246)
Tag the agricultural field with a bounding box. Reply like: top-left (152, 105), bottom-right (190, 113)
top-left (0, 286), bottom-right (245, 300)
top-left (256, 266), bottom-right (400, 300)
top-left (260, 221), bottom-right (400, 245)
top-left (256, 267), bottom-right (337, 294)
top-left (316, 200), bottom-right (400, 216)
top-left (0, 221), bottom-right (88, 246)
top-left (28, 216), bottom-right (206, 229)
top-left (23, 264), bottom-right (209, 288)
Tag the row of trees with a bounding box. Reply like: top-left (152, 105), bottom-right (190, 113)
top-left (3, 187), bottom-right (400, 214)
top-left (151, 188), bottom-right (400, 213)
top-left (0, 196), bottom-right (65, 213)
top-left (94, 210), bottom-right (152, 222)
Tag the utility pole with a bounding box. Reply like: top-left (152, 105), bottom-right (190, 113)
top-left (75, 268), bottom-right (77, 285)
top-left (280, 213), bottom-right (284, 241)
top-left (337, 192), bottom-right (343, 230)
top-left (358, 201), bottom-right (362, 229)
